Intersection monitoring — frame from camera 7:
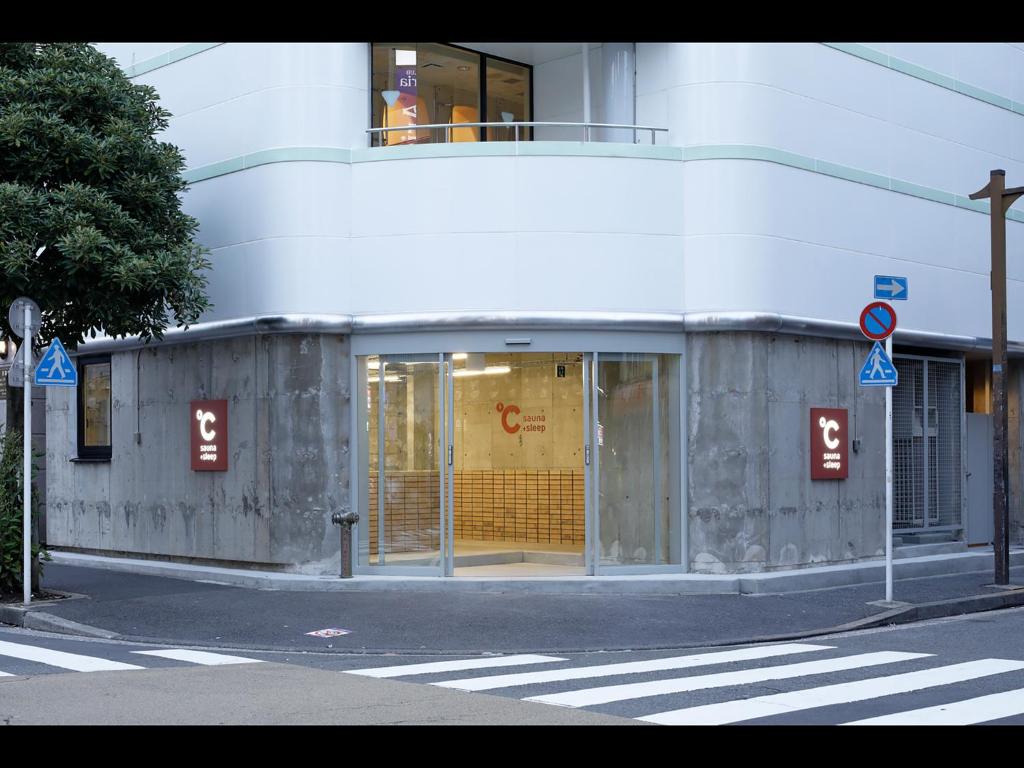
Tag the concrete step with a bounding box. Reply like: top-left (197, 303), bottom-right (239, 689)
top-left (388, 550), bottom-right (585, 568)
top-left (893, 541), bottom-right (968, 559)
top-left (893, 532), bottom-right (958, 545)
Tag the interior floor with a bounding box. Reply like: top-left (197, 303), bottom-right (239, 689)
top-left (453, 539), bottom-right (584, 576)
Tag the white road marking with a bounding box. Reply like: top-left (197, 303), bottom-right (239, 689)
top-left (527, 651), bottom-right (931, 708)
top-left (132, 649), bottom-right (264, 666)
top-left (641, 659), bottom-right (1024, 725)
top-left (0, 671), bottom-right (12, 677)
top-left (844, 684), bottom-right (1024, 726)
top-left (434, 643), bottom-right (834, 692)
top-left (0, 640), bottom-right (144, 673)
top-left (347, 654), bottom-right (566, 679)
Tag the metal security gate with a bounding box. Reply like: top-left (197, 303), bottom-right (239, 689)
top-left (892, 355), bottom-right (965, 532)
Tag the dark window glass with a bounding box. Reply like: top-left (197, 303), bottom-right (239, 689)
top-left (78, 356), bottom-right (111, 460)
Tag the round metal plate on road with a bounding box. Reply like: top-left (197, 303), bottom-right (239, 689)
top-left (8, 297), bottom-right (41, 339)
top-left (859, 301), bottom-right (897, 341)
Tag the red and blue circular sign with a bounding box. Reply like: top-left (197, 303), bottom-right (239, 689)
top-left (859, 301), bottom-right (897, 341)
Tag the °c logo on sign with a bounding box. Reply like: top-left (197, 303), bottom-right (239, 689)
top-left (859, 301), bottom-right (897, 341)
top-left (190, 399), bottom-right (228, 472)
top-left (196, 408), bottom-right (217, 440)
top-left (496, 402), bottom-right (521, 434)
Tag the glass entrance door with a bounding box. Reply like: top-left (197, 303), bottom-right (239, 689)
top-left (588, 352), bottom-right (682, 572)
top-left (357, 354), bottom-right (447, 574)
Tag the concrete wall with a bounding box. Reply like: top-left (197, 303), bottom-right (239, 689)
top-left (45, 334), bottom-right (350, 573)
top-left (687, 332), bottom-right (886, 573)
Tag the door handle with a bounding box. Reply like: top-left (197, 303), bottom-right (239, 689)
top-left (585, 444), bottom-right (591, 466)
top-left (448, 444), bottom-right (453, 466)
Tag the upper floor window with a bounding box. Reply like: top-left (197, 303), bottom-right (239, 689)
top-left (371, 43), bottom-right (531, 146)
top-left (78, 355), bottom-right (111, 460)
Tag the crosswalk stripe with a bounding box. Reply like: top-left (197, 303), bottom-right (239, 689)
top-left (526, 651), bottom-right (931, 708)
top-left (347, 654), bottom-right (567, 679)
top-left (640, 659), bottom-right (1024, 725)
top-left (843, 685), bottom-right (1024, 726)
top-left (434, 643), bottom-right (834, 692)
top-left (0, 640), bottom-right (144, 673)
top-left (132, 649), bottom-right (264, 666)
top-left (0, 671), bottom-right (12, 677)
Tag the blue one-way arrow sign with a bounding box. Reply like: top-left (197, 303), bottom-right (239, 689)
top-left (859, 341), bottom-right (898, 387)
top-left (874, 275), bottom-right (908, 300)
top-left (34, 337), bottom-right (77, 387)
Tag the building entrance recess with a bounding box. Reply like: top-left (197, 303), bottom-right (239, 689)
top-left (354, 347), bottom-right (684, 577)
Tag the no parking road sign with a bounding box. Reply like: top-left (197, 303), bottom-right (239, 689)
top-left (859, 301), bottom-right (897, 341)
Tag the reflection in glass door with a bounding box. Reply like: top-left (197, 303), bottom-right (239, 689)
top-left (589, 353), bottom-right (682, 571)
top-left (357, 354), bottom-right (446, 573)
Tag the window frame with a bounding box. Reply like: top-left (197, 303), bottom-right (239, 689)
top-left (77, 353), bottom-right (112, 461)
top-left (369, 42), bottom-right (534, 145)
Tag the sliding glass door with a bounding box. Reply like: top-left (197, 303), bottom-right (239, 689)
top-left (357, 354), bottom-right (447, 574)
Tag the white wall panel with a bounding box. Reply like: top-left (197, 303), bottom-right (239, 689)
top-left (949, 43), bottom-right (1023, 99)
top-left (192, 155), bottom-right (683, 321)
top-left (183, 163), bottom-right (352, 250)
top-left (680, 161), bottom-right (988, 273)
top-left (127, 43), bottom-right (369, 120)
top-left (643, 43), bottom-right (1024, 167)
top-left (160, 85), bottom-right (368, 167)
top-left (96, 43), bottom-right (189, 68)
top-left (680, 233), bottom-right (1019, 341)
top-left (202, 238), bottom-right (351, 321)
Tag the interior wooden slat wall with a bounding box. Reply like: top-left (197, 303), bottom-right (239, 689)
top-left (367, 469), bottom-right (585, 555)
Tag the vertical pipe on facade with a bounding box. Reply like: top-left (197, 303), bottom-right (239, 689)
top-left (582, 44), bottom-right (591, 137)
top-left (602, 43), bottom-right (635, 142)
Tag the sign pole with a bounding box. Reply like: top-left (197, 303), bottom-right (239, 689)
top-left (22, 304), bottom-right (31, 605)
top-left (885, 334), bottom-right (893, 603)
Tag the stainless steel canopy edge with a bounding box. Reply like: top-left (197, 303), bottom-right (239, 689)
top-left (70, 311), bottom-right (1020, 356)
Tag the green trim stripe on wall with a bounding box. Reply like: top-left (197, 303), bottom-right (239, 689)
top-left (123, 43), bottom-right (222, 77)
top-left (824, 43), bottom-right (1024, 116)
top-left (180, 142), bottom-right (1024, 224)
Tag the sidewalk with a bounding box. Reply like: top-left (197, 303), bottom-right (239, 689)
top-left (1, 561), bottom-right (1020, 654)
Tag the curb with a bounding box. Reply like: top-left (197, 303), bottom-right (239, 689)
top-left (4, 588), bottom-right (1024, 654)
top-left (0, 604), bottom-right (121, 640)
top-left (44, 549), bottom-right (1024, 595)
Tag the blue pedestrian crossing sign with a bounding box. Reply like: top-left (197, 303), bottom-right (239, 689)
top-left (34, 337), bottom-right (77, 387)
top-left (859, 341), bottom-right (898, 387)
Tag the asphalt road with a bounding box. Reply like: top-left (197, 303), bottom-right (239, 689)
top-left (3, 607), bottom-right (1024, 724)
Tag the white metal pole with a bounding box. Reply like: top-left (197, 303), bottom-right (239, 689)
top-left (582, 44), bottom-right (591, 138)
top-left (22, 305), bottom-right (31, 605)
top-left (885, 335), bottom-right (894, 603)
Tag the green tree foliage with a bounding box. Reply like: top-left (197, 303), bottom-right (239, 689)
top-left (0, 428), bottom-right (45, 595)
top-left (0, 42), bottom-right (210, 347)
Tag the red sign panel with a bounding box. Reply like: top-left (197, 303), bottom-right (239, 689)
top-left (810, 407), bottom-right (848, 480)
top-left (191, 399), bottom-right (228, 471)
top-left (859, 301), bottom-right (897, 341)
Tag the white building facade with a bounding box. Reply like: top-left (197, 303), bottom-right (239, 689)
top-left (44, 42), bottom-right (1024, 578)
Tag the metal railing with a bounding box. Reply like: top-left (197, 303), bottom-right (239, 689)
top-left (367, 121), bottom-right (668, 146)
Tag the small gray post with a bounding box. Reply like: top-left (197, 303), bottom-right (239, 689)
top-left (331, 509), bottom-right (360, 578)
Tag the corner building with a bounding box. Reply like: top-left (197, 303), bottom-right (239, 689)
top-left (45, 43), bottom-right (1024, 578)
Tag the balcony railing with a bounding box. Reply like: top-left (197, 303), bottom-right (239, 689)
top-left (367, 121), bottom-right (668, 147)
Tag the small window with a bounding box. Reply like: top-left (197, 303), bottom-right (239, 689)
top-left (77, 355), bottom-right (111, 460)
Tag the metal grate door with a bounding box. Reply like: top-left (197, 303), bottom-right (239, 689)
top-left (892, 355), bottom-right (964, 532)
